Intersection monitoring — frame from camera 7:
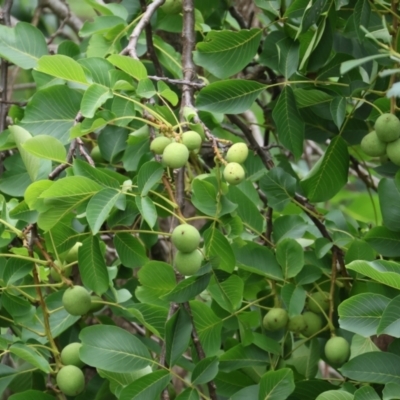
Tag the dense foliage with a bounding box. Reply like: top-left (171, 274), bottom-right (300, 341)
top-left (1, 0), bottom-right (400, 399)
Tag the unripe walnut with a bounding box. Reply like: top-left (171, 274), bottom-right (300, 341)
top-left (56, 365), bottom-right (85, 396)
top-left (307, 291), bottom-right (329, 314)
top-left (61, 343), bottom-right (84, 368)
top-left (301, 311), bottom-right (323, 337)
top-left (223, 162), bottom-right (245, 185)
top-left (160, 0), bottom-right (182, 14)
top-left (171, 224), bottom-right (201, 253)
top-left (50, 260), bottom-right (72, 282)
top-left (163, 142), bottom-right (189, 168)
top-left (150, 136), bottom-right (172, 155)
top-left (62, 286), bottom-right (92, 316)
top-left (375, 113), bottom-right (400, 142)
top-left (65, 242), bottom-right (82, 264)
top-left (360, 131), bottom-right (386, 157)
top-left (182, 131), bottom-right (202, 151)
top-left (288, 315), bottom-right (306, 333)
top-left (263, 308), bottom-right (289, 331)
top-left (174, 250), bottom-right (203, 276)
top-left (324, 336), bottom-right (350, 366)
top-left (386, 138), bottom-right (400, 166)
top-left (226, 142), bottom-right (249, 164)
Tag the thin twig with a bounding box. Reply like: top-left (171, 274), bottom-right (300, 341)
top-left (148, 75), bottom-right (205, 89)
top-left (41, 0), bottom-right (83, 35)
top-left (121, 0), bottom-right (165, 59)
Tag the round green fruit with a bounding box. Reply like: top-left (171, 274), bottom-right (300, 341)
top-left (386, 138), bottom-right (400, 166)
top-left (324, 336), bottom-right (350, 366)
top-left (163, 142), bottom-right (189, 169)
top-left (301, 311), bottom-right (323, 337)
top-left (150, 136), bottom-right (172, 155)
top-left (226, 142), bottom-right (249, 164)
top-left (61, 343), bottom-right (84, 368)
top-left (223, 162), bottom-right (245, 185)
top-left (307, 291), bottom-right (329, 314)
top-left (182, 131), bottom-right (202, 151)
top-left (172, 224), bottom-right (201, 253)
top-left (263, 308), bottom-right (289, 331)
top-left (50, 260), bottom-right (72, 282)
top-left (287, 315), bottom-right (306, 333)
top-left (65, 242), bottom-right (82, 264)
top-left (174, 250), bottom-right (204, 276)
top-left (160, 0), bottom-right (182, 14)
top-left (90, 146), bottom-right (104, 163)
top-left (56, 365), bottom-right (85, 396)
top-left (360, 131), bottom-right (386, 157)
top-left (62, 286), bottom-right (92, 316)
top-left (375, 113), bottom-right (400, 142)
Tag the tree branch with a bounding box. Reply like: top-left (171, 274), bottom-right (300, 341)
top-left (121, 0), bottom-right (165, 59)
top-left (41, 0), bottom-right (83, 35)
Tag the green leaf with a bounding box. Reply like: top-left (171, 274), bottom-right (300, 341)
top-left (9, 343), bottom-right (51, 373)
top-left (107, 54), bottom-right (147, 80)
top-left (354, 386), bottom-right (380, 400)
top-left (78, 235), bottom-right (109, 295)
top-left (354, 0), bottom-right (371, 41)
top-left (203, 227), bottom-right (236, 273)
top-left (3, 258), bottom-right (34, 284)
top-left (288, 338), bottom-right (320, 379)
top-left (259, 167), bottom-right (296, 211)
top-left (86, 188), bottom-right (121, 235)
top-left (0, 22), bottom-right (48, 69)
top-left (119, 370), bottom-right (171, 400)
top-left (10, 125), bottom-right (40, 182)
top-left (73, 159), bottom-right (120, 189)
top-left (80, 325), bottom-right (153, 372)
top-left (163, 273), bottom-right (211, 303)
top-left (175, 388), bottom-right (200, 400)
top-left (277, 37), bottom-right (300, 79)
top-left (281, 283), bottom-right (307, 316)
top-left (377, 295), bottom-right (400, 337)
top-left (191, 356), bottom-right (219, 385)
top-left (340, 352), bottom-right (400, 385)
top-left (298, 0), bottom-right (328, 35)
top-left (80, 15), bottom-right (127, 37)
top-left (259, 368), bottom-right (295, 400)
top-left (196, 80), bottom-right (265, 114)
top-left (219, 344), bottom-right (268, 372)
top-left (114, 232), bottom-right (148, 268)
top-left (272, 86), bottom-right (304, 159)
top-left (235, 241), bottom-right (283, 280)
top-left (190, 300), bottom-right (222, 356)
top-left (346, 260), bottom-right (400, 290)
top-left (316, 391), bottom-right (354, 400)
top-left (301, 136), bottom-right (349, 202)
top-left (294, 88), bottom-right (332, 108)
top-left (81, 84), bottom-right (113, 118)
top-left (340, 53), bottom-right (387, 75)
top-left (276, 238), bottom-right (304, 279)
top-left (138, 161), bottom-right (164, 197)
top-left (208, 274), bottom-right (244, 312)
top-left (378, 178), bottom-right (400, 232)
top-left (383, 383), bottom-right (400, 400)
top-left (165, 308), bottom-right (192, 366)
top-left (345, 239), bottom-right (376, 264)
top-left (330, 97), bottom-right (347, 129)
top-left (193, 29), bottom-right (262, 79)
top-left (22, 135), bottom-right (67, 163)
top-left (9, 390), bottom-right (55, 400)
top-left (338, 293), bottom-right (390, 337)
top-left (21, 85), bottom-right (82, 144)
top-left (364, 226), bottom-right (400, 257)
top-left (36, 55), bottom-right (89, 84)
top-left (153, 35), bottom-right (183, 79)
top-left (127, 303), bottom-right (168, 337)
top-left (136, 196), bottom-right (157, 228)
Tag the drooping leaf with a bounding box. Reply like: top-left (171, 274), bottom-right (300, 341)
top-left (137, 161), bottom-right (164, 196)
top-left (191, 357), bottom-right (219, 385)
top-left (81, 83), bottom-right (113, 118)
top-left (9, 343), bottom-right (51, 373)
top-left (276, 238), bottom-right (304, 279)
top-left (22, 135), bottom-right (67, 163)
top-left (107, 54), bottom-right (148, 80)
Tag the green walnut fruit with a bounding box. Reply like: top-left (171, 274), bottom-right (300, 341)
top-left (386, 138), bottom-right (400, 166)
top-left (324, 336), bottom-right (350, 366)
top-left (56, 365), bottom-right (85, 396)
top-left (301, 311), bottom-right (323, 337)
top-left (375, 113), bottom-right (400, 142)
top-left (171, 224), bottom-right (201, 253)
top-left (90, 146), bottom-right (104, 163)
top-left (61, 343), bottom-right (84, 368)
top-left (150, 136), bottom-right (172, 155)
top-left (163, 142), bottom-right (189, 169)
top-left (62, 286), bottom-right (92, 316)
top-left (223, 162), bottom-right (245, 185)
top-left (360, 131), bottom-right (387, 157)
top-left (263, 308), bottom-right (289, 331)
top-left (50, 260), bottom-right (72, 282)
top-left (287, 315), bottom-right (306, 333)
top-left (182, 131), bottom-right (202, 151)
top-left (65, 242), bottom-right (82, 264)
top-left (226, 142), bottom-right (249, 164)
top-left (160, 0), bottom-right (182, 14)
top-left (307, 291), bottom-right (329, 314)
top-left (174, 250), bottom-right (204, 276)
